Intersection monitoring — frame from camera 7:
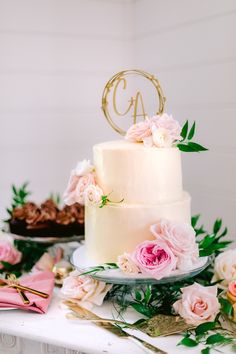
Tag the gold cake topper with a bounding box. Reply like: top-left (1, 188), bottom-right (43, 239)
top-left (101, 69), bottom-right (166, 135)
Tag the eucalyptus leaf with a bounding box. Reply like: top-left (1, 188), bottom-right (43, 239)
top-left (201, 347), bottom-right (210, 354)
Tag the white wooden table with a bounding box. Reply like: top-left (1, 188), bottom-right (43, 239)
top-left (0, 291), bottom-right (233, 354)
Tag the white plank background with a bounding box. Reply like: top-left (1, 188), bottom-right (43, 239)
top-left (0, 0), bottom-right (235, 237)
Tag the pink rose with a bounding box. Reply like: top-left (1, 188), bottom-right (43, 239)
top-left (84, 184), bottom-right (103, 206)
top-left (63, 159), bottom-right (95, 206)
top-left (63, 170), bottom-right (80, 205)
top-left (150, 219), bottom-right (198, 270)
top-left (173, 283), bottom-right (220, 325)
top-left (150, 113), bottom-right (181, 141)
top-left (125, 120), bottom-right (151, 143)
top-left (0, 242), bottom-right (22, 269)
top-left (34, 248), bottom-right (63, 272)
top-left (75, 173), bottom-right (96, 205)
top-left (60, 270), bottom-right (112, 310)
top-left (228, 281), bottom-right (236, 297)
top-left (132, 240), bottom-right (177, 280)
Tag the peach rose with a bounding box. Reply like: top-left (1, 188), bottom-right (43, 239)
top-left (125, 120), bottom-right (151, 143)
top-left (63, 170), bottom-right (80, 205)
top-left (132, 240), bottom-right (177, 280)
top-left (150, 219), bottom-right (198, 270)
top-left (173, 283), bottom-right (220, 325)
top-left (60, 270), bottom-right (112, 310)
top-left (229, 280), bottom-right (236, 297)
top-left (117, 253), bottom-right (140, 274)
top-left (212, 249), bottom-right (236, 289)
top-left (0, 242), bottom-right (22, 269)
top-left (84, 184), bottom-right (103, 206)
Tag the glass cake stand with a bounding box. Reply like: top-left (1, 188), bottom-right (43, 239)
top-left (8, 232), bottom-right (84, 245)
top-left (71, 245), bottom-right (212, 285)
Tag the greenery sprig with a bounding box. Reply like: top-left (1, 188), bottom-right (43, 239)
top-left (177, 120), bottom-right (208, 152)
top-left (80, 263), bottom-right (118, 276)
top-left (99, 194), bottom-right (124, 208)
top-left (6, 182), bottom-right (31, 217)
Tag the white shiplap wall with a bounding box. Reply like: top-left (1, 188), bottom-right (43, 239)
top-left (1, 0), bottom-right (235, 237)
top-left (0, 0), bottom-right (134, 217)
top-left (133, 0), bottom-right (236, 234)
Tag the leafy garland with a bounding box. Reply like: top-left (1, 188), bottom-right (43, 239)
top-left (103, 216), bottom-right (235, 353)
top-left (177, 121), bottom-right (208, 152)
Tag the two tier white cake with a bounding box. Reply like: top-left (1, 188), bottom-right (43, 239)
top-left (85, 140), bottom-right (191, 263)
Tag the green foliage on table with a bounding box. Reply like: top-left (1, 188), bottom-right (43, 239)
top-left (0, 240), bottom-right (49, 277)
top-left (177, 120), bottom-right (208, 152)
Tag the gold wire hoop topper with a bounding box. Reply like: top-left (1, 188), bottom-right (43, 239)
top-left (101, 69), bottom-right (166, 136)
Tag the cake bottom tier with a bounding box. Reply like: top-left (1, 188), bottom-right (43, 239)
top-left (85, 192), bottom-right (191, 263)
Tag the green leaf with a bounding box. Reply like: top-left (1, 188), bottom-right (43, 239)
top-left (131, 303), bottom-right (153, 318)
top-left (191, 214), bottom-right (200, 228)
top-left (195, 321), bottom-right (216, 335)
top-left (144, 285), bottom-right (152, 304)
top-left (220, 298), bottom-right (233, 316)
top-left (12, 185), bottom-right (18, 195)
top-left (201, 347), bottom-right (210, 354)
top-left (213, 219), bottom-right (222, 235)
top-left (188, 142), bottom-right (208, 151)
top-left (188, 121), bottom-right (196, 140)
top-left (217, 227), bottom-right (228, 240)
top-left (177, 143), bottom-right (196, 152)
top-left (206, 333), bottom-right (226, 345)
top-left (181, 120), bottom-right (189, 140)
top-left (135, 290), bottom-right (142, 301)
top-left (178, 337), bottom-right (198, 347)
top-left (200, 234), bottom-right (216, 249)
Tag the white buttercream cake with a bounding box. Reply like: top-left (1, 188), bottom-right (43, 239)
top-left (85, 140), bottom-right (191, 263)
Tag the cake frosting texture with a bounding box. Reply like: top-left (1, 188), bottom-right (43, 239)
top-left (85, 140), bottom-right (192, 263)
top-left (94, 141), bottom-right (183, 204)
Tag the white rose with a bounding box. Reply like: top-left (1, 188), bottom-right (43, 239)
top-left (60, 270), bottom-right (112, 310)
top-left (84, 185), bottom-right (103, 206)
top-left (75, 159), bottom-right (94, 176)
top-left (117, 253), bottom-right (140, 274)
top-left (151, 126), bottom-right (173, 148)
top-left (212, 249), bottom-right (236, 289)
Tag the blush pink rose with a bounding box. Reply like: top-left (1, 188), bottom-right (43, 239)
top-left (150, 113), bottom-right (181, 141)
top-left (63, 170), bottom-right (80, 205)
top-left (84, 184), bottom-right (103, 206)
top-left (228, 281), bottom-right (236, 297)
top-left (63, 159), bottom-right (95, 206)
top-left (0, 242), bottom-right (22, 269)
top-left (125, 120), bottom-right (151, 143)
top-left (61, 270), bottom-right (112, 310)
top-left (150, 219), bottom-right (198, 270)
top-left (173, 283), bottom-right (220, 325)
top-left (34, 248), bottom-right (63, 272)
top-left (132, 240), bottom-right (177, 280)
top-left (75, 173), bottom-right (96, 205)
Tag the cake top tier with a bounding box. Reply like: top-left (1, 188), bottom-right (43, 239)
top-left (93, 140), bottom-right (183, 205)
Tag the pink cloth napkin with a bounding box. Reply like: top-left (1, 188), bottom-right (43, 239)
top-left (0, 271), bottom-right (54, 313)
